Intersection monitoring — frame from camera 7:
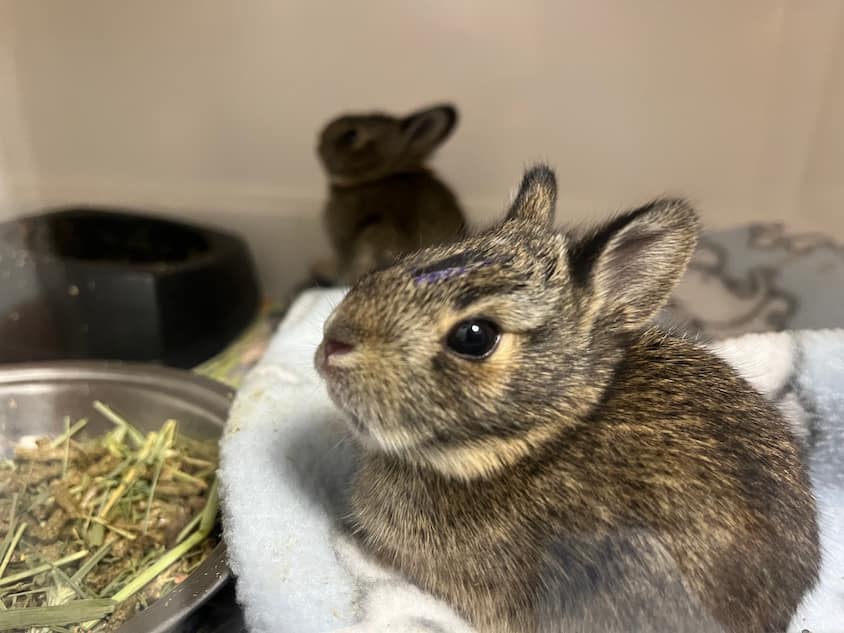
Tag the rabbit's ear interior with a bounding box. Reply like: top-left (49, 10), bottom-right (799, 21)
top-left (400, 105), bottom-right (458, 159)
top-left (505, 165), bottom-right (557, 227)
top-left (576, 199), bottom-right (700, 330)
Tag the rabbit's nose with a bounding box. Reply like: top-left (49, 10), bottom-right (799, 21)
top-left (324, 339), bottom-right (355, 361)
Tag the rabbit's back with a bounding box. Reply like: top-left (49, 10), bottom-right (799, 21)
top-left (324, 171), bottom-right (465, 280)
top-left (578, 332), bottom-right (819, 631)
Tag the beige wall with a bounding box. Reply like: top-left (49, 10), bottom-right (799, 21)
top-left (1, 0), bottom-right (843, 298)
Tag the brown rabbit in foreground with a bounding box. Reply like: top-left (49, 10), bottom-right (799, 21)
top-left (314, 165), bottom-right (820, 632)
top-left (314, 103), bottom-right (466, 286)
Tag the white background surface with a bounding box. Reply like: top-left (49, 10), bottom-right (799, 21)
top-left (2, 1), bottom-right (843, 298)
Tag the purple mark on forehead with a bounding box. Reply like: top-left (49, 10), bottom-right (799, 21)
top-left (412, 266), bottom-right (470, 284)
top-left (411, 258), bottom-right (498, 285)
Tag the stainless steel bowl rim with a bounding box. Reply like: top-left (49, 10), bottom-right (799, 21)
top-left (0, 361), bottom-right (233, 633)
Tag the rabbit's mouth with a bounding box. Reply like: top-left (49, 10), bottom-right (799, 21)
top-left (317, 367), bottom-right (351, 415)
top-left (319, 371), bottom-right (425, 455)
top-left (314, 350), bottom-right (371, 439)
top-left (322, 381), bottom-right (376, 448)
top-left (314, 335), bottom-right (430, 455)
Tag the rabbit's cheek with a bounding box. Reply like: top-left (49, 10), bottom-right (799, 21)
top-left (457, 333), bottom-right (519, 401)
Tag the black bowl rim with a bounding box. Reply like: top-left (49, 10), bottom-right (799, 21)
top-left (5, 206), bottom-right (251, 275)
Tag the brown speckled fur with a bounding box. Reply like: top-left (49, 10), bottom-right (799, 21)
top-left (314, 165), bottom-right (820, 632)
top-left (316, 104), bottom-right (466, 285)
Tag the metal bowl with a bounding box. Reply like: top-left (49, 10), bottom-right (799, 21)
top-left (0, 361), bottom-right (233, 633)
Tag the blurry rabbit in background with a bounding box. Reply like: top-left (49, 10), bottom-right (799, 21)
top-left (313, 104), bottom-right (467, 286)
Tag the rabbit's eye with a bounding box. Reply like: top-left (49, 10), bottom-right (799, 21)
top-left (337, 128), bottom-right (358, 147)
top-left (446, 319), bottom-right (500, 359)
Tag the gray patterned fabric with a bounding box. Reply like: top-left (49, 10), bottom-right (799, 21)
top-left (660, 223), bottom-right (844, 339)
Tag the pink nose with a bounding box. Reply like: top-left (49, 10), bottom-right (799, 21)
top-left (324, 339), bottom-right (354, 361)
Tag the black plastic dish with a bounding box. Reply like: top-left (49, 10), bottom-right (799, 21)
top-left (0, 207), bottom-right (261, 368)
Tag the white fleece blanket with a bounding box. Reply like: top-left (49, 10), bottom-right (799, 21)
top-left (219, 288), bottom-right (844, 633)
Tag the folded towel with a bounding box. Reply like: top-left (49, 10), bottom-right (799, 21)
top-left (219, 288), bottom-right (844, 633)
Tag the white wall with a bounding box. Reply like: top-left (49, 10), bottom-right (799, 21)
top-left (2, 0), bottom-right (843, 298)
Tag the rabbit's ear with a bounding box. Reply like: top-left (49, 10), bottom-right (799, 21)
top-left (399, 104), bottom-right (458, 159)
top-left (505, 165), bottom-right (557, 227)
top-left (575, 199), bottom-right (700, 330)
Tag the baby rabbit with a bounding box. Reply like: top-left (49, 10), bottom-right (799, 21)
top-left (314, 166), bottom-right (820, 633)
top-left (314, 104), bottom-right (467, 286)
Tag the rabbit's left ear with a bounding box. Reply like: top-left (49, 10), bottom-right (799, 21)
top-left (575, 199), bottom-right (700, 330)
top-left (505, 165), bottom-right (557, 228)
top-left (400, 104), bottom-right (458, 160)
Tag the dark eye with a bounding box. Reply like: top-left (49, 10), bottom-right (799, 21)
top-left (337, 128), bottom-right (358, 147)
top-left (446, 319), bottom-right (500, 359)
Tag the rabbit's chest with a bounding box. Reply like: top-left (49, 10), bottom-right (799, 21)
top-left (350, 464), bottom-right (541, 590)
